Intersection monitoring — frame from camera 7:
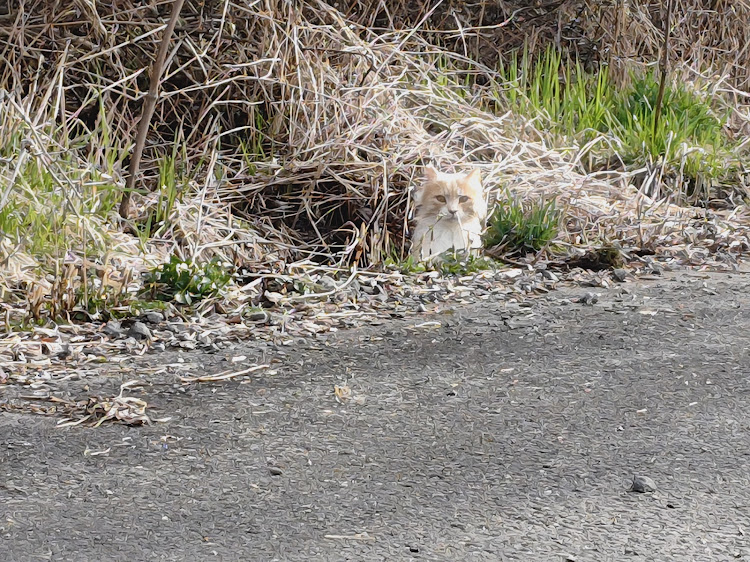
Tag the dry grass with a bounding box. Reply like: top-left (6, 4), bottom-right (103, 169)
top-left (0, 0), bottom-right (749, 321)
top-left (337, 0), bottom-right (750, 89)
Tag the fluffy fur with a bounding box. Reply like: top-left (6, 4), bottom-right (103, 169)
top-left (410, 166), bottom-right (487, 261)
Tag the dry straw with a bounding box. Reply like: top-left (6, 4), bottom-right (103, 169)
top-left (0, 0), bottom-right (749, 312)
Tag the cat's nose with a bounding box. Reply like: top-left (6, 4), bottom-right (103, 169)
top-left (448, 208), bottom-right (458, 216)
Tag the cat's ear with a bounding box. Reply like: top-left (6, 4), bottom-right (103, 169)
top-left (424, 165), bottom-right (439, 182)
top-left (464, 169), bottom-right (482, 185)
top-left (462, 169), bottom-right (483, 194)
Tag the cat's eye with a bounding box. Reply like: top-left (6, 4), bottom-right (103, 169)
top-left (435, 195), bottom-right (446, 203)
top-left (459, 195), bottom-right (470, 203)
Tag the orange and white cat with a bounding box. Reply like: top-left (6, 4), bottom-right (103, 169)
top-left (410, 166), bottom-right (487, 261)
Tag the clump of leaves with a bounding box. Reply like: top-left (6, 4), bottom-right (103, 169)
top-left (144, 255), bottom-right (233, 304)
top-left (484, 193), bottom-right (560, 256)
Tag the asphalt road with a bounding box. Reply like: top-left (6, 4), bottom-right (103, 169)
top-left (3, 270), bottom-right (750, 561)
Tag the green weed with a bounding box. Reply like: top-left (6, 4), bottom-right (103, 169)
top-left (138, 152), bottom-right (185, 245)
top-left (496, 47), bottom-right (740, 200)
top-left (435, 252), bottom-right (496, 276)
top-left (384, 254), bottom-right (427, 274)
top-left (483, 192), bottom-right (560, 255)
top-left (0, 96), bottom-right (124, 261)
top-left (611, 70), bottom-right (735, 196)
top-left (497, 46), bottom-right (611, 144)
top-left (144, 255), bottom-right (233, 305)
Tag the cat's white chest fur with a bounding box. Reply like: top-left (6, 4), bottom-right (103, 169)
top-left (412, 217), bottom-right (483, 261)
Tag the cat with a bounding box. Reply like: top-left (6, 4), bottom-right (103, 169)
top-left (410, 166), bottom-right (487, 261)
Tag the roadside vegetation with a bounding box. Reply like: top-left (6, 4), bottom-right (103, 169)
top-left (497, 47), bottom-right (739, 202)
top-left (0, 0), bottom-right (749, 325)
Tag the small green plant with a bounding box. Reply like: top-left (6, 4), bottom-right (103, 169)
top-left (384, 251), bottom-right (496, 276)
top-left (137, 152), bottom-right (187, 245)
top-left (435, 252), bottom-right (496, 276)
top-left (384, 254), bottom-right (427, 274)
top-left (144, 255), bottom-right (233, 305)
top-left (238, 103), bottom-right (274, 175)
top-left (484, 193), bottom-right (560, 255)
top-left (128, 299), bottom-right (170, 316)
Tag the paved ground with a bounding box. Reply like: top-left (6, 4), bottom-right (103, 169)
top-left (2, 269), bottom-right (750, 561)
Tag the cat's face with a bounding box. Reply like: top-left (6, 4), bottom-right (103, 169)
top-left (414, 166), bottom-right (486, 223)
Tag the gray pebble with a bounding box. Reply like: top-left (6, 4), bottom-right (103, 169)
top-left (613, 269), bottom-right (628, 283)
top-left (629, 475), bottom-right (656, 493)
top-left (579, 292), bottom-right (598, 305)
top-left (57, 344), bottom-right (72, 359)
top-left (143, 311), bottom-right (164, 324)
top-left (103, 320), bottom-right (123, 337)
top-left (165, 323), bottom-right (188, 334)
top-left (128, 321), bottom-right (152, 341)
top-left (247, 310), bottom-right (270, 324)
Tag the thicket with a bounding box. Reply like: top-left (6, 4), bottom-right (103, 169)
top-left (0, 0), bottom-right (748, 319)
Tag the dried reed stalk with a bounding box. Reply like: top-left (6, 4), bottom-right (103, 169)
top-left (653, 0), bottom-right (675, 138)
top-left (119, 0), bottom-right (186, 219)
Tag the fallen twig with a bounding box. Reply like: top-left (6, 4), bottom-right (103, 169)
top-left (179, 364), bottom-right (269, 383)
